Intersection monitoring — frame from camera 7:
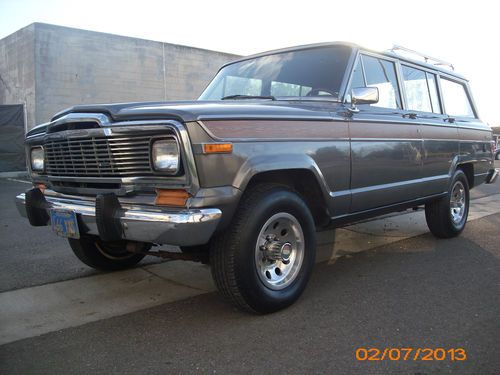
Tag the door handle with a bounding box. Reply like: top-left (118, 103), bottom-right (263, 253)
top-left (402, 113), bottom-right (418, 119)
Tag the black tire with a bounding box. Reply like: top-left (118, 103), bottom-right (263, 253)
top-left (69, 235), bottom-right (147, 271)
top-left (425, 169), bottom-right (470, 238)
top-left (210, 183), bottom-right (316, 314)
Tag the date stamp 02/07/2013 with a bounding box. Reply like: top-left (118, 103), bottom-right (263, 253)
top-left (355, 347), bottom-right (467, 362)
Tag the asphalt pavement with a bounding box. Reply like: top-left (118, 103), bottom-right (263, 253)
top-left (0, 178), bottom-right (171, 292)
top-left (0, 166), bottom-right (499, 374)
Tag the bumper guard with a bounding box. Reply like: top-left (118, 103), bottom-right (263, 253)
top-left (485, 168), bottom-right (499, 184)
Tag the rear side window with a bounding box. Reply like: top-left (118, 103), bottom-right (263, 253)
top-left (402, 66), bottom-right (441, 113)
top-left (426, 73), bottom-right (441, 114)
top-left (440, 78), bottom-right (474, 118)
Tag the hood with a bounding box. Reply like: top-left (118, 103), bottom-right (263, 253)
top-left (51, 100), bottom-right (340, 123)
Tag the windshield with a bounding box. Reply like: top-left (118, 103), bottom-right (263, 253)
top-left (199, 45), bottom-right (352, 101)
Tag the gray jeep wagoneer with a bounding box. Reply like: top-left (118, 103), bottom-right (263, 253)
top-left (17, 43), bottom-right (498, 313)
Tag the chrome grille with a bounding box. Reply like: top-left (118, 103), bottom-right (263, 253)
top-left (44, 135), bottom-right (154, 177)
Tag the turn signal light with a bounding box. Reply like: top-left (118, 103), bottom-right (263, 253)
top-left (155, 189), bottom-right (190, 207)
top-left (203, 143), bottom-right (233, 154)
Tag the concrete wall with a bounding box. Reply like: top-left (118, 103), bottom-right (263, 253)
top-left (0, 24), bottom-right (35, 129)
top-left (0, 23), bottom-right (239, 129)
top-left (34, 23), bottom-right (238, 125)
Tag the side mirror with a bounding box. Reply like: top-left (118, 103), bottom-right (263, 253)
top-left (352, 87), bottom-right (379, 105)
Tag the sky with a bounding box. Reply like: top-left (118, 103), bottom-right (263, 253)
top-left (1, 0), bottom-right (499, 125)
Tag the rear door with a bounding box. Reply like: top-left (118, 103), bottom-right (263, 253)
top-left (348, 53), bottom-right (423, 212)
top-left (400, 65), bottom-right (458, 197)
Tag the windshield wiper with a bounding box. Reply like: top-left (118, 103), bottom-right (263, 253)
top-left (221, 94), bottom-right (276, 101)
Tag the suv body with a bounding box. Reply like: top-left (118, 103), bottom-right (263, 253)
top-left (17, 42), bottom-right (498, 312)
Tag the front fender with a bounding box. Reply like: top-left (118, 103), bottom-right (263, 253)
top-left (232, 153), bottom-right (332, 198)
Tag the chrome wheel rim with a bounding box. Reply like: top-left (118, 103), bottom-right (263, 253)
top-left (450, 181), bottom-right (466, 225)
top-left (254, 212), bottom-right (304, 290)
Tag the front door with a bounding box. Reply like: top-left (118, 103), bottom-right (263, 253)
top-left (348, 53), bottom-right (423, 212)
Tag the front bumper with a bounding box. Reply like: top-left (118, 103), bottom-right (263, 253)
top-left (485, 168), bottom-right (499, 184)
top-left (16, 189), bottom-right (222, 246)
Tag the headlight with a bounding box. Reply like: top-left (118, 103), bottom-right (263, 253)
top-left (30, 147), bottom-right (44, 171)
top-left (152, 139), bottom-right (179, 173)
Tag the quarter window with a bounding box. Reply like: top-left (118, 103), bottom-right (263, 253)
top-left (350, 59), bottom-right (365, 89)
top-left (362, 55), bottom-right (401, 109)
top-left (402, 65), bottom-right (441, 113)
top-left (440, 78), bottom-right (474, 118)
top-left (345, 59), bottom-right (365, 103)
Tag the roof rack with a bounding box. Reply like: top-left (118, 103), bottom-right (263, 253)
top-left (389, 45), bottom-right (455, 71)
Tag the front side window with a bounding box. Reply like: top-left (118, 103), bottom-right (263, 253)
top-left (362, 55), bottom-right (401, 109)
top-left (440, 78), bottom-right (474, 118)
top-left (199, 46), bottom-right (352, 100)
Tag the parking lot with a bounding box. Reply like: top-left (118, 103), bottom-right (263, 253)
top-left (0, 163), bottom-right (499, 374)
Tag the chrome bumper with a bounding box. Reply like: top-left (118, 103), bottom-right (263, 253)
top-left (16, 192), bottom-right (222, 246)
top-left (485, 168), bottom-right (499, 184)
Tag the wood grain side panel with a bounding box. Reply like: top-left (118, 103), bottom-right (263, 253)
top-left (349, 121), bottom-right (418, 139)
top-left (420, 123), bottom-right (458, 140)
top-left (201, 120), bottom-right (348, 139)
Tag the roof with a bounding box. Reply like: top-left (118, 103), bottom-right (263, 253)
top-left (221, 41), bottom-right (467, 81)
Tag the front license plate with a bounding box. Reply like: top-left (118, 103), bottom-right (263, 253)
top-left (50, 209), bottom-right (80, 239)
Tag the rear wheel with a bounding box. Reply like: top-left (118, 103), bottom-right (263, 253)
top-left (69, 235), bottom-right (147, 271)
top-left (425, 170), bottom-right (470, 238)
top-left (210, 183), bottom-right (316, 313)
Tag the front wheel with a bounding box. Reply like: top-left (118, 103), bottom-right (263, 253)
top-left (69, 235), bottom-right (147, 271)
top-left (425, 170), bottom-right (470, 238)
top-left (210, 183), bottom-right (316, 313)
